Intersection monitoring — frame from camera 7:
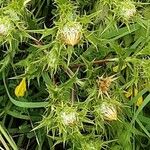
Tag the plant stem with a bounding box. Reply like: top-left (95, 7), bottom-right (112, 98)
top-left (0, 124), bottom-right (18, 150)
top-left (0, 134), bottom-right (10, 150)
top-left (70, 58), bottom-right (119, 68)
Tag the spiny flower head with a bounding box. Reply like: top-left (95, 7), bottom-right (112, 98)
top-left (0, 17), bottom-right (13, 36)
top-left (97, 74), bottom-right (117, 97)
top-left (61, 111), bottom-right (77, 126)
top-left (100, 102), bottom-right (117, 121)
top-left (119, 1), bottom-right (136, 20)
top-left (0, 24), bottom-right (8, 35)
top-left (59, 22), bottom-right (82, 46)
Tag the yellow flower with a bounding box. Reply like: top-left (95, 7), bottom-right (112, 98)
top-left (113, 64), bottom-right (127, 72)
top-left (15, 78), bottom-right (27, 97)
top-left (125, 88), bottom-right (132, 98)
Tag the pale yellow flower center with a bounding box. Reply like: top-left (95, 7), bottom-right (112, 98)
top-left (100, 103), bottom-right (117, 121)
top-left (60, 23), bottom-right (82, 46)
top-left (61, 112), bottom-right (77, 125)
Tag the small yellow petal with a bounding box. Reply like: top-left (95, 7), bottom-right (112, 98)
top-left (134, 88), bottom-right (138, 96)
top-left (125, 88), bottom-right (143, 106)
top-left (125, 88), bottom-right (133, 98)
top-left (113, 64), bottom-right (127, 72)
top-left (134, 88), bottom-right (143, 107)
top-left (136, 97), bottom-right (143, 107)
top-left (15, 78), bottom-right (27, 97)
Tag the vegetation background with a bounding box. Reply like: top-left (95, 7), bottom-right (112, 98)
top-left (0, 0), bottom-right (150, 149)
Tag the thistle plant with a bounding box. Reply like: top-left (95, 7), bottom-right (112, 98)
top-left (0, 0), bottom-right (150, 150)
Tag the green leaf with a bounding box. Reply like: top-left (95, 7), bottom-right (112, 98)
top-left (131, 94), bottom-right (150, 124)
top-left (136, 118), bottom-right (150, 138)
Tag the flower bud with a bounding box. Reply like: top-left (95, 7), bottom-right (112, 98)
top-left (0, 18), bottom-right (13, 36)
top-left (0, 24), bottom-right (8, 35)
top-left (119, 1), bottom-right (136, 20)
top-left (59, 22), bottom-right (82, 46)
top-left (61, 111), bottom-right (77, 126)
top-left (100, 102), bottom-right (117, 121)
top-left (15, 78), bottom-right (27, 97)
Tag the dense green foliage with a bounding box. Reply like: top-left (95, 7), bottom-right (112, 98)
top-left (0, 0), bottom-right (150, 149)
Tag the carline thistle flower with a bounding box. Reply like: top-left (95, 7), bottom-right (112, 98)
top-left (100, 102), bottom-right (117, 121)
top-left (59, 22), bottom-right (82, 46)
top-left (97, 74), bottom-right (117, 98)
top-left (119, 1), bottom-right (136, 20)
top-left (0, 24), bottom-right (8, 35)
top-left (0, 18), bottom-right (13, 36)
top-left (61, 111), bottom-right (77, 126)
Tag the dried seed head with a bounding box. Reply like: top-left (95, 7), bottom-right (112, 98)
top-left (119, 1), bottom-right (136, 20)
top-left (59, 22), bottom-right (82, 46)
top-left (97, 75), bottom-right (117, 97)
top-left (100, 102), bottom-right (117, 121)
top-left (61, 111), bottom-right (77, 126)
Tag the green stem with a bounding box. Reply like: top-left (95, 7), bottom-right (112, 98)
top-left (0, 124), bottom-right (18, 150)
top-left (70, 58), bottom-right (119, 68)
top-left (0, 134), bottom-right (10, 150)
